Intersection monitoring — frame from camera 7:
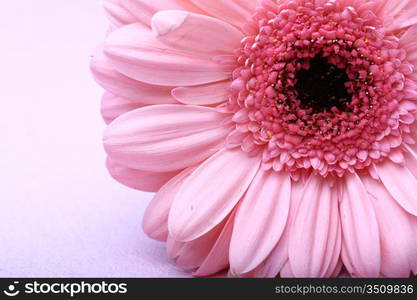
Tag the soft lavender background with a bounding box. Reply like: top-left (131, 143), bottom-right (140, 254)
top-left (0, 0), bottom-right (188, 277)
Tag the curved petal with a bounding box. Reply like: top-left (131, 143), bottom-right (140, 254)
top-left (101, 92), bottom-right (146, 124)
top-left (376, 160), bottom-right (417, 216)
top-left (175, 218), bottom-right (227, 270)
top-left (168, 148), bottom-right (261, 242)
top-left (400, 24), bottom-right (417, 46)
top-left (104, 104), bottom-right (232, 172)
top-left (400, 25), bottom-right (417, 69)
top-left (280, 261), bottom-right (295, 278)
top-left (330, 260), bottom-right (344, 277)
top-left (106, 158), bottom-right (178, 193)
top-left (104, 23), bottom-right (233, 86)
top-left (230, 170), bottom-right (291, 275)
top-left (403, 143), bottom-right (417, 179)
top-left (167, 235), bottom-right (185, 261)
top-left (362, 176), bottom-right (414, 277)
top-left (142, 167), bottom-right (195, 241)
top-left (120, 0), bottom-right (201, 26)
top-left (340, 172), bottom-right (381, 277)
top-left (152, 11), bottom-right (243, 55)
top-left (289, 174), bottom-right (341, 278)
top-left (172, 81), bottom-right (230, 105)
top-left (191, 0), bottom-right (257, 30)
top-left (244, 178), bottom-right (305, 278)
top-left (91, 50), bottom-right (175, 103)
top-left (245, 234), bottom-right (289, 278)
top-left (324, 225), bottom-right (343, 278)
top-left (103, 0), bottom-right (138, 27)
top-left (193, 210), bottom-right (236, 277)
top-left (377, 0), bottom-right (417, 32)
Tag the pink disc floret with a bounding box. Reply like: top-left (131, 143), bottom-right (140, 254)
top-left (227, 0), bottom-right (417, 177)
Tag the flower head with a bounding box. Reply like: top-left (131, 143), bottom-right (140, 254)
top-left (92, 0), bottom-right (417, 277)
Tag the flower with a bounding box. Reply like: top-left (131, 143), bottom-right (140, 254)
top-left (91, 0), bottom-right (417, 277)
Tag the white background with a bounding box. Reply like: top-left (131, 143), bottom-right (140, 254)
top-left (0, 0), bottom-right (188, 277)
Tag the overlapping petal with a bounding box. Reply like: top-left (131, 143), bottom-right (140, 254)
top-left (376, 160), bottom-right (417, 217)
top-left (172, 81), bottom-right (230, 105)
top-left (101, 92), bottom-right (145, 124)
top-left (120, 0), bottom-right (202, 26)
top-left (230, 170), bottom-right (291, 275)
top-left (106, 158), bottom-right (178, 193)
top-left (190, 0), bottom-right (258, 31)
top-left (104, 104), bottom-right (232, 172)
top-left (104, 22), bottom-right (235, 86)
top-left (289, 174), bottom-right (341, 278)
top-left (340, 173), bottom-right (381, 277)
top-left (143, 167), bottom-right (195, 241)
top-left (377, 0), bottom-right (417, 32)
top-left (363, 176), bottom-right (415, 277)
top-left (193, 211), bottom-right (236, 277)
top-left (151, 10), bottom-right (244, 55)
top-left (91, 50), bottom-right (175, 103)
top-left (168, 148), bottom-right (260, 242)
top-left (103, 0), bottom-right (138, 27)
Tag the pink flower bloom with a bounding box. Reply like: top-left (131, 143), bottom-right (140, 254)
top-left (91, 0), bottom-right (417, 277)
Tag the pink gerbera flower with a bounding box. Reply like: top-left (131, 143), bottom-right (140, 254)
top-left (91, 0), bottom-right (417, 277)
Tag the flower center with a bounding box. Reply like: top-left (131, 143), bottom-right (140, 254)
top-left (227, 0), bottom-right (416, 178)
top-left (294, 56), bottom-right (351, 113)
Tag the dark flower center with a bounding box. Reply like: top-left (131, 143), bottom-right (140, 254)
top-left (295, 56), bottom-right (351, 113)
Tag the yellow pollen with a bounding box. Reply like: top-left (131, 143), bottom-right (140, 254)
top-left (365, 38), bottom-right (369, 43)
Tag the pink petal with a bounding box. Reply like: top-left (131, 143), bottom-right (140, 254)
top-left (167, 236), bottom-right (184, 261)
top-left (400, 26), bottom-right (417, 66)
top-left (362, 176), bottom-right (414, 277)
top-left (91, 50), bottom-right (175, 103)
top-left (101, 92), bottom-right (145, 124)
top-left (378, 0), bottom-right (417, 32)
top-left (176, 218), bottom-right (227, 270)
top-left (280, 261), bottom-right (295, 278)
top-left (104, 23), bottom-right (233, 86)
top-left (242, 177), bottom-right (305, 277)
top-left (120, 0), bottom-right (201, 26)
top-left (340, 172), bottom-right (381, 277)
top-left (106, 158), bottom-right (178, 193)
top-left (289, 174), bottom-right (341, 277)
top-left (193, 210), bottom-right (236, 277)
top-left (142, 167), bottom-right (195, 241)
top-left (400, 24), bottom-right (417, 46)
top-left (403, 144), bottom-right (417, 180)
top-left (330, 260), bottom-right (344, 277)
top-left (323, 216), bottom-right (343, 278)
top-left (172, 81), bottom-right (230, 105)
top-left (229, 170), bottom-right (291, 275)
top-left (191, 0), bottom-right (257, 30)
top-left (376, 0), bottom-right (410, 19)
top-left (376, 160), bottom-right (417, 216)
top-left (245, 234), bottom-right (289, 278)
top-left (104, 104), bottom-right (232, 172)
top-left (152, 11), bottom-right (243, 55)
top-left (103, 0), bottom-right (138, 27)
top-left (168, 148), bottom-right (261, 242)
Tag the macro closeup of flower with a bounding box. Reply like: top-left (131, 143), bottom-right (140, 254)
top-left (91, 0), bottom-right (417, 277)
